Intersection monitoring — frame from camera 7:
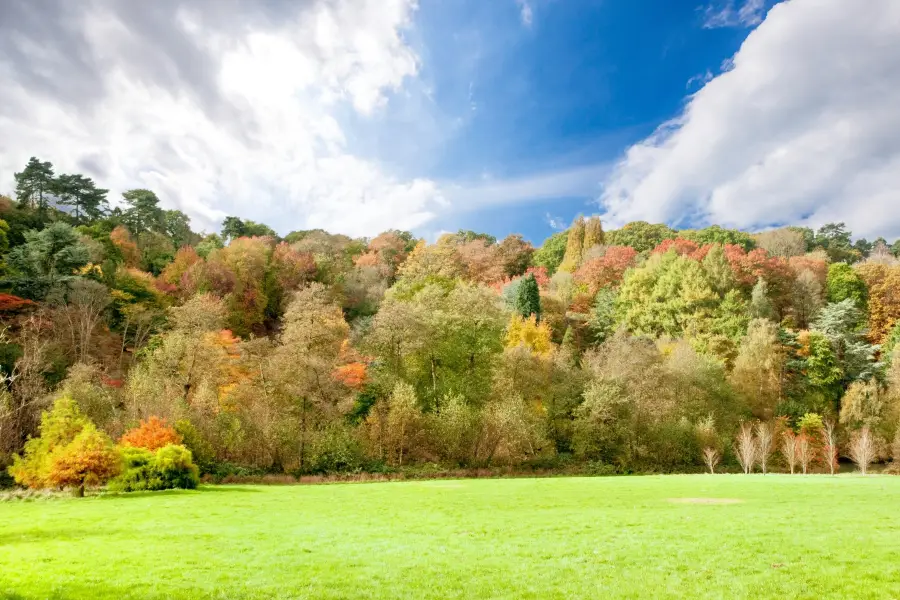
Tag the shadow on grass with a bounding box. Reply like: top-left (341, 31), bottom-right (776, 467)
top-left (0, 525), bottom-right (124, 547)
top-left (197, 485), bottom-right (261, 493)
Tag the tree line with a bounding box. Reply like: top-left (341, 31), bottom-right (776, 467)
top-left (4, 155), bottom-right (900, 493)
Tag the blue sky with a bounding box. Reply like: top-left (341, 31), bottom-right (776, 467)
top-left (2, 0), bottom-right (899, 243)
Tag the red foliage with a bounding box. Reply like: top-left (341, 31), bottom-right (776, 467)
top-left (652, 238), bottom-right (700, 257)
top-left (101, 375), bottom-right (124, 388)
top-left (524, 266), bottom-right (551, 288)
top-left (0, 293), bottom-right (38, 313)
top-left (574, 246), bottom-right (638, 293)
top-left (120, 416), bottom-right (183, 451)
top-left (724, 245), bottom-right (794, 314)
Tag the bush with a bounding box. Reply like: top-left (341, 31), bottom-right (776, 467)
top-left (109, 444), bottom-right (199, 492)
top-left (303, 425), bottom-right (365, 474)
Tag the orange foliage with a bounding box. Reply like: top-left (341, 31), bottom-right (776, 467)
top-left (0, 293), bottom-right (38, 313)
top-left (271, 242), bottom-right (317, 291)
top-left (120, 416), bottom-right (183, 451)
top-left (110, 225), bottom-right (141, 268)
top-left (332, 362), bottom-right (368, 389)
top-left (788, 255), bottom-right (828, 284)
top-left (158, 247), bottom-right (202, 296)
top-left (856, 263), bottom-right (900, 343)
top-left (724, 245), bottom-right (794, 315)
top-left (652, 238), bottom-right (700, 257)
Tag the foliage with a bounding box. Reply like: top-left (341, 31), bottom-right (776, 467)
top-left (532, 230), bottom-right (568, 275)
top-left (110, 444), bottom-right (199, 492)
top-left (120, 417), bottom-right (183, 452)
top-left (6, 222), bottom-right (91, 299)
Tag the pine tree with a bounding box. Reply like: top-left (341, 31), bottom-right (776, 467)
top-left (122, 189), bottom-right (165, 233)
top-left (514, 273), bottom-right (541, 320)
top-left (559, 215), bottom-right (585, 272)
top-left (54, 174), bottom-right (109, 222)
top-left (14, 157), bottom-right (55, 210)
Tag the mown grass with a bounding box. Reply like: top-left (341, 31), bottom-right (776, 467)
top-left (2, 475), bottom-right (899, 599)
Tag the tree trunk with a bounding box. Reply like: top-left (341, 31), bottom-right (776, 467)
top-left (73, 484), bottom-right (85, 498)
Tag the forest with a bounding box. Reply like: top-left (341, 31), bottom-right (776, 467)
top-left (3, 155), bottom-right (900, 492)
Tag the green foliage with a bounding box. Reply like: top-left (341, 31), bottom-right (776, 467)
top-left (5, 222), bottom-right (90, 299)
top-left (588, 287), bottom-right (617, 345)
top-left (110, 444), bottom-right (199, 492)
top-left (532, 230), bottom-right (568, 275)
top-left (811, 300), bottom-right (883, 385)
top-left (826, 262), bottom-right (867, 311)
top-left (680, 225), bottom-right (755, 251)
top-left (14, 157), bottom-right (55, 211)
top-left (605, 221), bottom-right (676, 253)
top-left (221, 216), bottom-right (277, 242)
top-left (121, 189), bottom-right (165, 234)
top-left (514, 273), bottom-right (541, 320)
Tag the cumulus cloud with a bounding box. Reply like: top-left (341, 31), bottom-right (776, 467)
top-left (0, 0), bottom-right (443, 236)
top-left (702, 0), bottom-right (766, 28)
top-left (601, 0), bottom-right (900, 239)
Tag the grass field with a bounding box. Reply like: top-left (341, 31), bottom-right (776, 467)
top-left (2, 475), bottom-right (900, 599)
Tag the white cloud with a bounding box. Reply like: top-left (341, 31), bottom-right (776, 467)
top-left (545, 214), bottom-right (566, 230)
top-left (0, 0), bottom-right (443, 237)
top-left (601, 0), bottom-right (900, 239)
top-left (516, 0), bottom-right (534, 27)
top-left (703, 0), bottom-right (766, 29)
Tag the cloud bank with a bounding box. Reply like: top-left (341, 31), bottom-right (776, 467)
top-left (602, 0), bottom-right (900, 239)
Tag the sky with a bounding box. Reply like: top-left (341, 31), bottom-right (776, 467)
top-left (1, 0), bottom-right (898, 245)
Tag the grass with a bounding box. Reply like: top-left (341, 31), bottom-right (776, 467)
top-left (2, 475), bottom-right (900, 599)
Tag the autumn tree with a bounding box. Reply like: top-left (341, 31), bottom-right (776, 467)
top-left (605, 221), bottom-right (676, 253)
top-left (559, 216), bottom-right (585, 273)
top-left (120, 416), bottom-right (183, 451)
top-left (47, 423), bottom-right (121, 496)
top-left (730, 319), bottom-right (784, 420)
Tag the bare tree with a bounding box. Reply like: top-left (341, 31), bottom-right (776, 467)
top-left (821, 420), bottom-right (839, 475)
top-left (781, 431), bottom-right (798, 474)
top-left (848, 427), bottom-right (878, 475)
top-left (702, 447), bottom-right (720, 474)
top-left (797, 434), bottom-right (814, 474)
top-left (734, 422), bottom-right (758, 474)
top-left (755, 421), bottom-right (774, 474)
top-left (48, 280), bottom-right (110, 363)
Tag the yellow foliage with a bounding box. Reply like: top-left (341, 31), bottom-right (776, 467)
top-left (505, 314), bottom-right (553, 356)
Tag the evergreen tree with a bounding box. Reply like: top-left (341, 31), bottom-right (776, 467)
top-left (559, 216), bottom-right (585, 273)
top-left (588, 286), bottom-right (617, 345)
top-left (14, 157), bottom-right (55, 211)
top-left (122, 189), bottom-right (165, 233)
top-left (514, 273), bottom-right (541, 320)
top-left (54, 174), bottom-right (109, 222)
top-left (5, 222), bottom-right (91, 299)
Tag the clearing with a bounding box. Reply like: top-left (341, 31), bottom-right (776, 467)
top-left (1, 475), bottom-right (899, 599)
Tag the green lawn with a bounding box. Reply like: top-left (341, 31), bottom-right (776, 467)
top-left (2, 475), bottom-right (900, 599)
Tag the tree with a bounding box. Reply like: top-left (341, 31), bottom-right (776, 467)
top-left (826, 263), bottom-right (867, 311)
top-left (781, 430), bottom-right (798, 474)
top-left (734, 422), bottom-right (757, 474)
top-left (506, 314), bottom-right (553, 356)
top-left (47, 279), bottom-right (111, 363)
top-left (532, 231), bottom-right (568, 275)
top-left (164, 210), bottom-right (198, 249)
top-left (588, 287), bottom-right (618, 346)
top-left (122, 189), bottom-right (165, 234)
top-left (582, 217), bottom-right (605, 254)
top-left (559, 216), bottom-right (585, 273)
top-left (221, 216), bottom-right (276, 242)
top-left (574, 246), bottom-right (638, 294)
top-left (821, 419), bottom-right (838, 475)
top-left (754, 228), bottom-right (806, 258)
top-left (791, 269), bottom-right (824, 329)
top-left (385, 381), bottom-right (422, 466)
top-left (812, 300), bottom-right (883, 387)
top-left (54, 173), bottom-right (109, 222)
top-left (8, 396), bottom-right (92, 489)
top-left (750, 278), bottom-right (775, 320)
top-left (514, 273), bottom-right (541, 320)
top-left (815, 223), bottom-right (856, 263)
top-left (14, 157), bottom-right (55, 211)
top-left (605, 221), bottom-right (676, 253)
top-left (856, 263), bottom-right (900, 343)
top-left (5, 222), bottom-right (91, 299)
top-left (847, 427), bottom-right (878, 475)
top-left (47, 423), bottom-right (121, 496)
top-left (755, 421), bottom-right (774, 474)
top-left (496, 234), bottom-right (534, 277)
top-left (120, 416), bottom-right (183, 451)
top-left (730, 319), bottom-right (783, 420)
